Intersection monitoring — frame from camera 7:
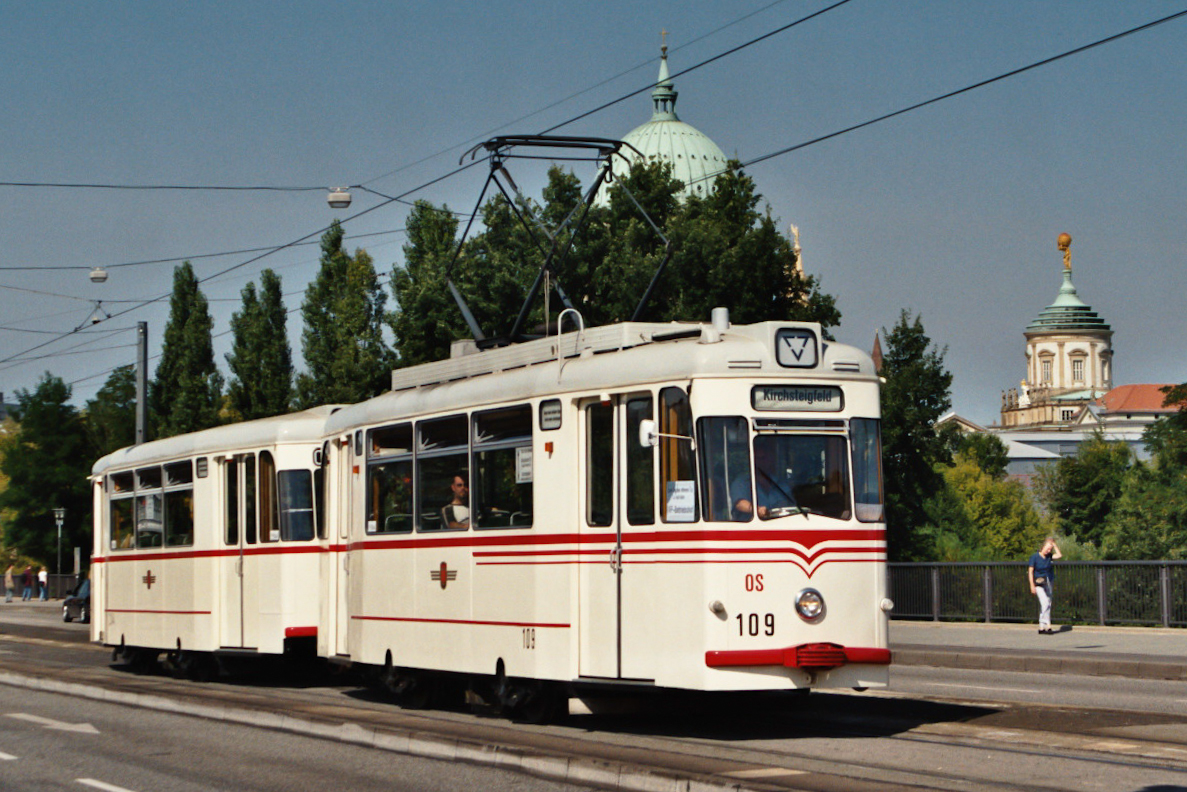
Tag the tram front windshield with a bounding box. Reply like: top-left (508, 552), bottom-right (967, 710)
top-left (699, 418), bottom-right (852, 522)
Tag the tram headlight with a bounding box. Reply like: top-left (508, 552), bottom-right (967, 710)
top-left (795, 588), bottom-right (825, 622)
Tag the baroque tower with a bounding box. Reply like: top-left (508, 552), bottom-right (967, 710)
top-left (1001, 233), bottom-right (1113, 428)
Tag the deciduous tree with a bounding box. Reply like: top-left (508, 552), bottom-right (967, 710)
top-left (1033, 432), bottom-right (1133, 547)
top-left (879, 311), bottom-right (954, 560)
top-left (85, 365), bottom-right (136, 457)
top-left (0, 374), bottom-right (92, 565)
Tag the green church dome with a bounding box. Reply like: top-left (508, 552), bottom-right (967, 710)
top-left (1026, 266), bottom-right (1112, 334)
top-left (616, 48), bottom-right (728, 199)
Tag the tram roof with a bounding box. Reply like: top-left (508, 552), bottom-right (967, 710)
top-left (91, 405), bottom-right (341, 476)
top-left (325, 320), bottom-right (876, 435)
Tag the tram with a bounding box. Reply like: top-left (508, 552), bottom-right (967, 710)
top-left (89, 136), bottom-right (890, 715)
top-left (90, 310), bottom-right (891, 710)
top-left (90, 407), bottom-right (338, 675)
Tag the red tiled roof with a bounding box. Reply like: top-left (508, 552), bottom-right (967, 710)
top-left (1097, 384), bottom-right (1179, 414)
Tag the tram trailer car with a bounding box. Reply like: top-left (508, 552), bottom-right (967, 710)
top-left (90, 407), bottom-right (339, 672)
top-left (324, 313), bottom-right (891, 706)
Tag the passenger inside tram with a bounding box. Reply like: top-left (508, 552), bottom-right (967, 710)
top-left (442, 472), bottom-right (470, 529)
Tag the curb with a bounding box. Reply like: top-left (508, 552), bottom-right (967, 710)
top-left (0, 671), bottom-right (767, 792)
top-left (892, 647), bottom-right (1187, 681)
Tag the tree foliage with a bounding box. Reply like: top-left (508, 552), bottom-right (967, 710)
top-left (85, 365), bottom-right (136, 457)
top-left (0, 374), bottom-right (92, 566)
top-left (1100, 389), bottom-right (1187, 560)
top-left (1033, 431), bottom-right (1134, 548)
top-left (152, 262), bottom-right (223, 438)
top-left (879, 311), bottom-right (955, 560)
top-left (227, 269), bottom-right (293, 420)
top-left (297, 222), bottom-right (394, 406)
top-left (390, 161), bottom-right (841, 365)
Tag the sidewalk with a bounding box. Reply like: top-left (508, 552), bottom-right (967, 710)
top-left (891, 620), bottom-right (1187, 680)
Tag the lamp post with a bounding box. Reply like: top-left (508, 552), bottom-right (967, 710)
top-left (53, 508), bottom-right (65, 592)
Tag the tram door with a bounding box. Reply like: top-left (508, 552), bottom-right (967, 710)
top-left (220, 454), bottom-right (259, 649)
top-left (579, 393), bottom-right (652, 679)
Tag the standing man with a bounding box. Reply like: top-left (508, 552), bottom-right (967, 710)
top-left (37, 567), bottom-right (48, 601)
top-left (21, 566), bottom-right (33, 601)
top-left (4, 565), bottom-right (13, 602)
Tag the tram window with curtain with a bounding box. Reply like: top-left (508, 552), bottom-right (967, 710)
top-left (278, 470), bottom-right (315, 541)
top-left (368, 423), bottom-right (413, 534)
top-left (659, 387), bottom-right (697, 523)
top-left (473, 406), bottom-right (533, 530)
top-left (417, 416), bottom-right (469, 532)
top-left (626, 397), bottom-right (655, 525)
top-left (259, 451), bottom-right (279, 542)
top-left (163, 461), bottom-right (194, 547)
top-left (697, 417), bottom-right (751, 522)
top-left (135, 466), bottom-right (164, 548)
top-left (109, 472), bottom-right (135, 550)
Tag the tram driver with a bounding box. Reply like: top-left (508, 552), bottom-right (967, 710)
top-left (732, 438), bottom-right (798, 520)
top-left (442, 472), bottom-right (470, 529)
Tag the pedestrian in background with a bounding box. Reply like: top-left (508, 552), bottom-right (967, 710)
top-left (37, 567), bottom-right (48, 601)
top-left (21, 566), bottom-right (32, 601)
top-left (1029, 537), bottom-right (1062, 634)
top-left (4, 565), bottom-right (13, 602)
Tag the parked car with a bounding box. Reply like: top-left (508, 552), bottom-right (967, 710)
top-left (62, 579), bottom-right (89, 624)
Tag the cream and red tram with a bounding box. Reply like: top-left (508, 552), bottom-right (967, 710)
top-left (323, 313), bottom-right (890, 708)
top-left (90, 407), bottom-right (337, 672)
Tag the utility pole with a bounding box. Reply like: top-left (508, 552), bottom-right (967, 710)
top-left (136, 321), bottom-right (147, 445)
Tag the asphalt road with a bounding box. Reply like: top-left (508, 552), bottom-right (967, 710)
top-left (3, 603), bottom-right (1187, 791)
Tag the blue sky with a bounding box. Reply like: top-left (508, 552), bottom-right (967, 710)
top-left (2, 1), bottom-right (1184, 426)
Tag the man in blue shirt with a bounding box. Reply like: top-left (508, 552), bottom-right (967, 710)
top-left (731, 440), bottom-right (798, 520)
top-left (1028, 537), bottom-right (1062, 634)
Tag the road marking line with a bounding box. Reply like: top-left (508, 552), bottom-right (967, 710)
top-left (77, 780), bottom-right (137, 792)
top-left (721, 768), bottom-right (807, 779)
top-left (0, 751), bottom-right (17, 760)
top-left (5, 713), bottom-right (99, 734)
top-left (929, 683), bottom-right (1040, 694)
top-left (1086, 741), bottom-right (1139, 751)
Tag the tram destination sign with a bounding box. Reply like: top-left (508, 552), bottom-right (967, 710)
top-left (751, 385), bottom-right (843, 412)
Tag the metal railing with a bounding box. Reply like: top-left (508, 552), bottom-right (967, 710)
top-left (888, 561), bottom-right (1187, 628)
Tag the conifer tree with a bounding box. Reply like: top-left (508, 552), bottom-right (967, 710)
top-left (152, 262), bottom-right (223, 438)
top-left (0, 374), bottom-right (92, 564)
top-left (227, 269), bottom-right (293, 420)
top-left (297, 222), bottom-right (393, 407)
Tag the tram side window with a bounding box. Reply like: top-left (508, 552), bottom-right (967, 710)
top-left (851, 418), bottom-right (885, 523)
top-left (109, 472), bottom-right (135, 549)
top-left (697, 417), bottom-right (751, 522)
top-left (587, 403), bottom-right (614, 527)
top-left (625, 398), bottom-right (654, 525)
top-left (244, 455), bottom-right (257, 544)
top-left (163, 461), bottom-right (194, 547)
top-left (259, 451), bottom-right (279, 542)
top-left (659, 387), bottom-right (697, 523)
top-left (368, 424), bottom-right (413, 534)
top-left (473, 406), bottom-right (533, 530)
top-left (417, 416), bottom-right (469, 532)
top-left (278, 470), bottom-right (315, 541)
top-left (135, 466), bottom-right (164, 548)
top-left (226, 459), bottom-right (239, 545)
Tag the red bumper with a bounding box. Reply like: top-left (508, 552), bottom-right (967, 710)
top-left (705, 643), bottom-right (891, 670)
